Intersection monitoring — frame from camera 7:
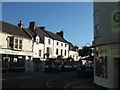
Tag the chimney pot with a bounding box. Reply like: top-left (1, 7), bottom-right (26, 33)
top-left (18, 20), bottom-right (24, 28)
top-left (29, 21), bottom-right (36, 31)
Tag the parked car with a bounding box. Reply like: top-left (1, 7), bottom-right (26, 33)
top-left (77, 64), bottom-right (94, 78)
top-left (51, 61), bottom-right (62, 72)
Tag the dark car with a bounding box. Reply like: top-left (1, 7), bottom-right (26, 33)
top-left (51, 61), bottom-right (62, 72)
top-left (77, 64), bottom-right (94, 78)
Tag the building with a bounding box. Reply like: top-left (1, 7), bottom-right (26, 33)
top-left (0, 20), bottom-right (80, 72)
top-left (93, 2), bottom-right (120, 88)
top-left (27, 21), bottom-right (69, 60)
top-left (0, 21), bottom-right (33, 72)
top-left (68, 42), bottom-right (79, 61)
top-left (45, 30), bottom-right (69, 59)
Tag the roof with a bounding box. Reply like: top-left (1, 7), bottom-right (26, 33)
top-left (1, 21), bottom-right (31, 39)
top-left (44, 30), bottom-right (68, 43)
top-left (68, 42), bottom-right (78, 51)
top-left (26, 27), bottom-right (50, 43)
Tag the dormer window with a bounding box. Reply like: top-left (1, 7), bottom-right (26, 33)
top-left (36, 36), bottom-right (40, 44)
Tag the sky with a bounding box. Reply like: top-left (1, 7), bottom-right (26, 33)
top-left (2, 2), bottom-right (93, 48)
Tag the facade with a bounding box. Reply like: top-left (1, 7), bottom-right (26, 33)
top-left (68, 42), bottom-right (79, 61)
top-left (93, 2), bottom-right (120, 88)
top-left (45, 30), bottom-right (69, 59)
top-left (0, 20), bottom-right (80, 72)
top-left (27, 21), bottom-right (69, 59)
top-left (0, 21), bottom-right (33, 72)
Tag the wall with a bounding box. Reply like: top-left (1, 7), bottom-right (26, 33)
top-left (94, 2), bottom-right (120, 46)
top-left (53, 40), bottom-right (69, 59)
top-left (44, 37), bottom-right (54, 58)
top-left (69, 50), bottom-right (79, 61)
top-left (33, 42), bottom-right (44, 58)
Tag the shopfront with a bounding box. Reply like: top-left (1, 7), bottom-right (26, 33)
top-left (2, 54), bottom-right (25, 72)
top-left (1, 49), bottom-right (33, 73)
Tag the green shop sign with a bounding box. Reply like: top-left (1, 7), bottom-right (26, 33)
top-left (111, 9), bottom-right (120, 33)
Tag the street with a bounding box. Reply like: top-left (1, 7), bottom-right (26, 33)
top-left (2, 71), bottom-right (95, 89)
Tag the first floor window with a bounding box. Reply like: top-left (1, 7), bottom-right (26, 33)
top-left (64, 50), bottom-right (66, 56)
top-left (39, 50), bottom-right (41, 57)
top-left (48, 39), bottom-right (51, 45)
top-left (47, 47), bottom-right (50, 54)
top-left (56, 48), bottom-right (58, 55)
top-left (15, 39), bottom-right (18, 49)
top-left (8, 36), bottom-right (14, 48)
top-left (19, 39), bottom-right (22, 49)
top-left (61, 49), bottom-right (63, 56)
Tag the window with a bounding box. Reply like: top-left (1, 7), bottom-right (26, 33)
top-left (61, 43), bottom-right (63, 46)
top-left (39, 50), bottom-right (41, 57)
top-left (36, 36), bottom-right (40, 44)
top-left (46, 47), bottom-right (50, 53)
top-left (65, 44), bottom-right (67, 47)
top-left (57, 42), bottom-right (59, 45)
top-left (19, 40), bottom-right (22, 49)
top-left (48, 39), bottom-right (51, 45)
top-left (94, 9), bottom-right (100, 35)
top-left (15, 39), bottom-right (18, 49)
top-left (64, 50), bottom-right (66, 56)
top-left (61, 49), bottom-right (63, 56)
top-left (56, 48), bottom-right (58, 55)
top-left (8, 36), bottom-right (14, 48)
top-left (95, 50), bottom-right (107, 78)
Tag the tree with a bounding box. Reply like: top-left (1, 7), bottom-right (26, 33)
top-left (78, 46), bottom-right (92, 57)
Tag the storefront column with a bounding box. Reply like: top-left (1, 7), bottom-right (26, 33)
top-left (107, 49), bottom-right (114, 88)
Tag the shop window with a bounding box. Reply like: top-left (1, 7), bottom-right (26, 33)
top-left (95, 51), bottom-right (107, 78)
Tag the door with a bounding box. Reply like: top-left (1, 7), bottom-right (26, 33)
top-left (2, 57), bottom-right (10, 72)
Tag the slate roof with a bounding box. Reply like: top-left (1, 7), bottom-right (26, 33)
top-left (68, 42), bottom-right (77, 51)
top-left (26, 27), bottom-right (51, 43)
top-left (0, 20), bottom-right (31, 39)
top-left (44, 30), bottom-right (68, 43)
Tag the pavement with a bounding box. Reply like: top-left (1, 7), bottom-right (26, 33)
top-left (64, 78), bottom-right (99, 90)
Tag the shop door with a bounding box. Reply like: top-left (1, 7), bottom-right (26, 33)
top-left (2, 57), bottom-right (10, 72)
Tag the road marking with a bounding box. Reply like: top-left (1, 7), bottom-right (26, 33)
top-left (18, 76), bottom-right (32, 79)
top-left (46, 79), bottom-right (53, 88)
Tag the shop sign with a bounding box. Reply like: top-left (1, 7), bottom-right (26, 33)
top-left (111, 8), bottom-right (120, 33)
top-left (4, 50), bottom-right (19, 55)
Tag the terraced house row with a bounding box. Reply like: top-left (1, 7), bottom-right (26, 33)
top-left (0, 20), bottom-right (79, 72)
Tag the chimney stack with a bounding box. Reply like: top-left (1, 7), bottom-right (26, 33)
top-left (18, 20), bottom-right (24, 28)
top-left (39, 26), bottom-right (45, 31)
top-left (29, 21), bottom-right (36, 31)
top-left (56, 29), bottom-right (64, 38)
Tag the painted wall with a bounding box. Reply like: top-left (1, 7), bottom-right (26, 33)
top-left (33, 42), bottom-right (44, 58)
top-left (53, 40), bottom-right (69, 59)
top-left (69, 50), bottom-right (79, 61)
top-left (44, 36), bottom-right (54, 58)
top-left (94, 2), bottom-right (120, 46)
